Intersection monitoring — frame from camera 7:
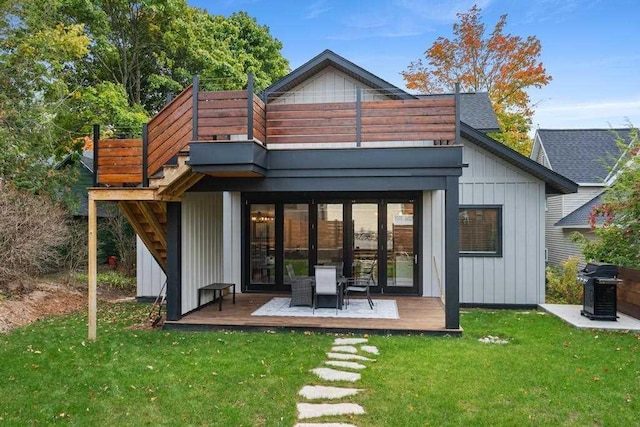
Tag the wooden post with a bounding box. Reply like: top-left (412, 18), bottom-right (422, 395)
top-left (88, 191), bottom-right (98, 341)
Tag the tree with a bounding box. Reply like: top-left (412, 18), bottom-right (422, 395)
top-left (402, 5), bottom-right (551, 155)
top-left (572, 127), bottom-right (640, 268)
top-left (52, 1), bottom-right (289, 112)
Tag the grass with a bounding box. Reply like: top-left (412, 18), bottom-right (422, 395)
top-left (0, 304), bottom-right (638, 426)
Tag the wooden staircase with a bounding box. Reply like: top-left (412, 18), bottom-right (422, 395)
top-left (118, 199), bottom-right (168, 271)
top-left (116, 148), bottom-right (204, 272)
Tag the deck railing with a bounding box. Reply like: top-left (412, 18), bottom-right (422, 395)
top-left (94, 75), bottom-right (459, 185)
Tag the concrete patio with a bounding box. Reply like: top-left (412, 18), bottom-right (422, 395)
top-left (539, 304), bottom-right (640, 332)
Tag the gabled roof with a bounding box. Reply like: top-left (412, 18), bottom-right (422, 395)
top-left (534, 129), bottom-right (634, 183)
top-left (461, 123), bottom-right (578, 195)
top-left (262, 49), bottom-right (500, 133)
top-left (262, 49), bottom-right (415, 101)
top-left (555, 192), bottom-right (605, 228)
top-left (419, 93), bottom-right (500, 133)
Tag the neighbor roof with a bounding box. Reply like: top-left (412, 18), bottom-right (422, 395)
top-left (555, 192), bottom-right (605, 228)
top-left (536, 129), bottom-right (634, 183)
top-left (419, 93), bottom-right (500, 133)
top-left (461, 123), bottom-right (578, 195)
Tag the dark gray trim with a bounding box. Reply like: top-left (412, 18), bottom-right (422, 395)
top-left (92, 124), bottom-right (99, 187)
top-left (162, 322), bottom-right (462, 336)
top-left (189, 145), bottom-right (463, 193)
top-left (460, 303), bottom-right (538, 310)
top-left (142, 123), bottom-right (149, 187)
top-left (166, 202), bottom-right (182, 321)
top-left (192, 75), bottom-right (199, 141)
top-left (459, 205), bottom-right (503, 257)
top-left (460, 123), bottom-right (578, 195)
top-left (356, 87), bottom-right (362, 147)
top-left (191, 176), bottom-right (451, 193)
top-left (262, 50), bottom-right (414, 102)
top-left (247, 74), bottom-right (254, 141)
top-left (445, 176), bottom-right (460, 329)
top-left (188, 141), bottom-right (267, 176)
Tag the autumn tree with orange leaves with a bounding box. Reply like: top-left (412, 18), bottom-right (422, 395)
top-left (402, 6), bottom-right (551, 155)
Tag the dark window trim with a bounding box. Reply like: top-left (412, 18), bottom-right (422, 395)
top-left (459, 205), bottom-right (503, 258)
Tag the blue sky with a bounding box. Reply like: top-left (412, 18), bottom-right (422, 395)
top-left (189, 0), bottom-right (640, 131)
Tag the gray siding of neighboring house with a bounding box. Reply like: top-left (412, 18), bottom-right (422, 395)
top-left (535, 147), bottom-right (550, 169)
top-left (561, 187), bottom-right (604, 216)
top-left (458, 142), bottom-right (546, 305)
top-left (545, 187), bottom-right (603, 267)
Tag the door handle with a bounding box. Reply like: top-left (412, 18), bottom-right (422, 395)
top-left (414, 255), bottom-right (418, 264)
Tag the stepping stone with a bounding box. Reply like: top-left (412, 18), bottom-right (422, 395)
top-left (295, 423), bottom-right (357, 427)
top-left (327, 352), bottom-right (374, 362)
top-left (330, 345), bottom-right (358, 354)
top-left (298, 385), bottom-right (362, 400)
top-left (311, 367), bottom-right (361, 382)
top-left (360, 345), bottom-right (379, 355)
top-left (333, 338), bottom-right (368, 345)
top-left (297, 402), bottom-right (365, 419)
top-left (326, 360), bottom-right (366, 370)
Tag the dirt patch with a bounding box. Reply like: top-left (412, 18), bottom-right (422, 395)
top-left (0, 280), bottom-right (135, 334)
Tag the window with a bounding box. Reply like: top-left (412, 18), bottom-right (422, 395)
top-left (459, 206), bottom-right (502, 256)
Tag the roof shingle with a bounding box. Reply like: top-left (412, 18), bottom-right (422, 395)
top-left (537, 129), bottom-right (634, 183)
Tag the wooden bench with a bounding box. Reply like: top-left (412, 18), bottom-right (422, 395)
top-left (198, 283), bottom-right (236, 311)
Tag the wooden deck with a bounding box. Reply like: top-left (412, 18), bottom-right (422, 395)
top-left (164, 294), bottom-right (461, 335)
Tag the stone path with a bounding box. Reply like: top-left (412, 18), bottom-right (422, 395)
top-left (294, 337), bottom-right (379, 426)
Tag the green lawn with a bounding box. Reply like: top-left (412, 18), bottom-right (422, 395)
top-left (0, 303), bottom-right (638, 426)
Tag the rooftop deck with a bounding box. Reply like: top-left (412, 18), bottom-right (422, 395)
top-left (94, 76), bottom-right (459, 187)
top-left (163, 294), bottom-right (460, 336)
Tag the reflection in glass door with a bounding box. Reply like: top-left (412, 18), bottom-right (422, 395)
top-left (386, 203), bottom-right (414, 287)
top-left (317, 204), bottom-right (343, 269)
top-left (352, 204), bottom-right (378, 285)
top-left (284, 204), bottom-right (309, 282)
top-left (249, 204), bottom-right (275, 285)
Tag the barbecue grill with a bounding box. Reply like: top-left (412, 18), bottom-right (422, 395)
top-left (578, 262), bottom-right (620, 321)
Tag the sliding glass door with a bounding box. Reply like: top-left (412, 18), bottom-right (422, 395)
top-left (245, 194), bottom-right (419, 294)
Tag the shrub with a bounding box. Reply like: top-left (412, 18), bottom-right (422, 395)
top-left (0, 185), bottom-right (70, 287)
top-left (75, 270), bottom-right (136, 290)
top-left (545, 256), bottom-right (582, 304)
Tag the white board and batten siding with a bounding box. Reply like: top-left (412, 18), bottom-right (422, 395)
top-left (181, 192), bottom-right (243, 315)
top-left (136, 192), bottom-right (242, 312)
top-left (458, 141), bottom-right (546, 305)
top-left (136, 237), bottom-right (166, 299)
top-left (270, 66), bottom-right (388, 105)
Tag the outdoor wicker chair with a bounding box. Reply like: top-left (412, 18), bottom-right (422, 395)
top-left (287, 264), bottom-right (313, 307)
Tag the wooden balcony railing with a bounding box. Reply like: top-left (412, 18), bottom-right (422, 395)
top-left (94, 75), bottom-right (459, 186)
top-left (94, 133), bottom-right (143, 186)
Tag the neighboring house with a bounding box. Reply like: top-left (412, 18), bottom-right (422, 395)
top-left (90, 50), bottom-right (576, 331)
top-left (531, 129), bottom-right (634, 266)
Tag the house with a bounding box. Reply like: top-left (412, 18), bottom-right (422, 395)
top-left (531, 128), bottom-right (635, 266)
top-left (86, 50), bottom-right (576, 337)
